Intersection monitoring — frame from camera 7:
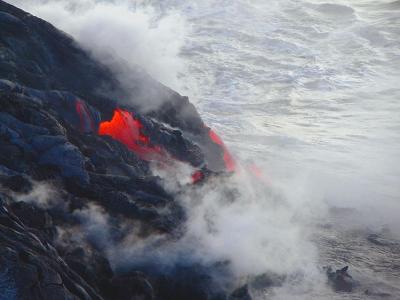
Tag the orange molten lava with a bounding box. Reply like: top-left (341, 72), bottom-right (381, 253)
top-left (98, 109), bottom-right (163, 161)
top-left (208, 128), bottom-right (236, 172)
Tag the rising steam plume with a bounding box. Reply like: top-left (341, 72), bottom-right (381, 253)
top-left (9, 0), bottom-right (188, 110)
top-left (5, 0), bottom-right (324, 291)
top-left (7, 1), bottom-right (400, 299)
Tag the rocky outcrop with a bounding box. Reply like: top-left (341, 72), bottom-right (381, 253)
top-left (0, 1), bottom-right (233, 299)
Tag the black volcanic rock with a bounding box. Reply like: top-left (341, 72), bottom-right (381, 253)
top-left (0, 1), bottom-right (234, 300)
top-left (326, 266), bottom-right (355, 292)
top-left (0, 1), bottom-right (119, 96)
top-left (0, 197), bottom-right (104, 300)
top-left (0, 0), bottom-right (206, 136)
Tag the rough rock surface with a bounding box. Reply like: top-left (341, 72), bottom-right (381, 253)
top-left (0, 1), bottom-right (355, 299)
top-left (0, 1), bottom-right (237, 299)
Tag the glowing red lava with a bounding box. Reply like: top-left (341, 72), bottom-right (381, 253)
top-left (191, 170), bottom-right (205, 184)
top-left (79, 104), bottom-right (237, 183)
top-left (98, 109), bottom-right (164, 161)
top-left (208, 128), bottom-right (236, 172)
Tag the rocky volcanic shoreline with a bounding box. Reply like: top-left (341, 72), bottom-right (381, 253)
top-left (0, 1), bottom-right (242, 299)
top-left (0, 1), bottom-right (354, 299)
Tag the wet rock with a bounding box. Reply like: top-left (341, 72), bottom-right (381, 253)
top-left (107, 272), bottom-right (154, 300)
top-left (38, 142), bottom-right (89, 183)
top-left (248, 272), bottom-right (285, 291)
top-left (1, 174), bottom-right (32, 193)
top-left (0, 165), bottom-right (19, 176)
top-left (31, 135), bottom-right (68, 152)
top-left (62, 247), bottom-right (113, 295)
top-left (133, 191), bottom-right (167, 208)
top-left (0, 143), bottom-right (24, 171)
top-left (150, 265), bottom-right (227, 300)
top-left (0, 112), bottom-right (49, 137)
top-left (0, 0), bottom-right (119, 95)
top-left (326, 266), bottom-right (354, 292)
top-left (10, 201), bottom-right (53, 231)
top-left (99, 190), bottom-right (158, 222)
top-left (0, 201), bottom-right (104, 300)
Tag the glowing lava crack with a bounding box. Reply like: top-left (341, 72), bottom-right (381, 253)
top-left (207, 128), bottom-right (236, 172)
top-left (77, 105), bottom-right (238, 183)
top-left (98, 109), bottom-right (164, 161)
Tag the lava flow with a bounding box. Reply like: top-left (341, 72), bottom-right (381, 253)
top-left (207, 128), bottom-right (236, 172)
top-left (98, 109), bottom-right (164, 161)
top-left (75, 101), bottom-right (237, 182)
top-left (191, 170), bottom-right (205, 184)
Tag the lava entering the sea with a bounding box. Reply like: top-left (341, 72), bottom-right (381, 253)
top-left (75, 101), bottom-right (237, 182)
top-left (207, 128), bottom-right (236, 172)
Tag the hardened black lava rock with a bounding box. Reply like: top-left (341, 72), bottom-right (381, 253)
top-left (0, 1), bottom-right (236, 300)
top-left (326, 266), bottom-right (355, 292)
top-left (0, 1), bottom-right (361, 299)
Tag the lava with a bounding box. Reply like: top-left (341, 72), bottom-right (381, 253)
top-left (98, 109), bottom-right (164, 161)
top-left (208, 128), bottom-right (236, 172)
top-left (191, 170), bottom-right (205, 184)
top-left (97, 108), bottom-right (206, 183)
top-left (84, 106), bottom-right (236, 183)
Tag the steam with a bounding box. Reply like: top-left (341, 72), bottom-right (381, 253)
top-left (8, 163), bottom-right (327, 296)
top-left (3, 2), bottom-right (328, 294)
top-left (8, 0), bottom-right (188, 95)
top-left (177, 172), bottom-right (322, 276)
top-left (6, 1), bottom-right (392, 298)
top-left (102, 164), bottom-right (329, 297)
top-left (13, 182), bottom-right (65, 209)
top-left (72, 203), bottom-right (112, 250)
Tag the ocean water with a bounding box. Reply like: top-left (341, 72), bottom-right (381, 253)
top-left (168, 0), bottom-right (400, 298)
top-left (173, 0), bottom-right (400, 210)
top-left (6, 0), bottom-right (400, 298)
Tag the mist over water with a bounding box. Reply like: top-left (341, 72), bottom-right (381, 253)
top-left (8, 0), bottom-right (188, 93)
top-left (177, 1), bottom-right (400, 297)
top-left (173, 1), bottom-right (400, 297)
top-left (7, 0), bottom-right (400, 298)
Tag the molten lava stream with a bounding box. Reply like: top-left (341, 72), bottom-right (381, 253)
top-left (97, 109), bottom-right (240, 184)
top-left (206, 126), bottom-right (271, 185)
top-left (98, 109), bottom-right (164, 161)
top-left (207, 127), bottom-right (236, 172)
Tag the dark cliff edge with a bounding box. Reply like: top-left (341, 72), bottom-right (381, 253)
top-left (0, 1), bottom-right (235, 299)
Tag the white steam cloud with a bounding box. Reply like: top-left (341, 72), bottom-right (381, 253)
top-left (8, 0), bottom-right (188, 94)
top-left (13, 181), bottom-right (65, 209)
top-left (103, 163), bottom-right (330, 298)
top-left (3, 1), bottom-right (370, 298)
top-left (72, 203), bottom-right (112, 250)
